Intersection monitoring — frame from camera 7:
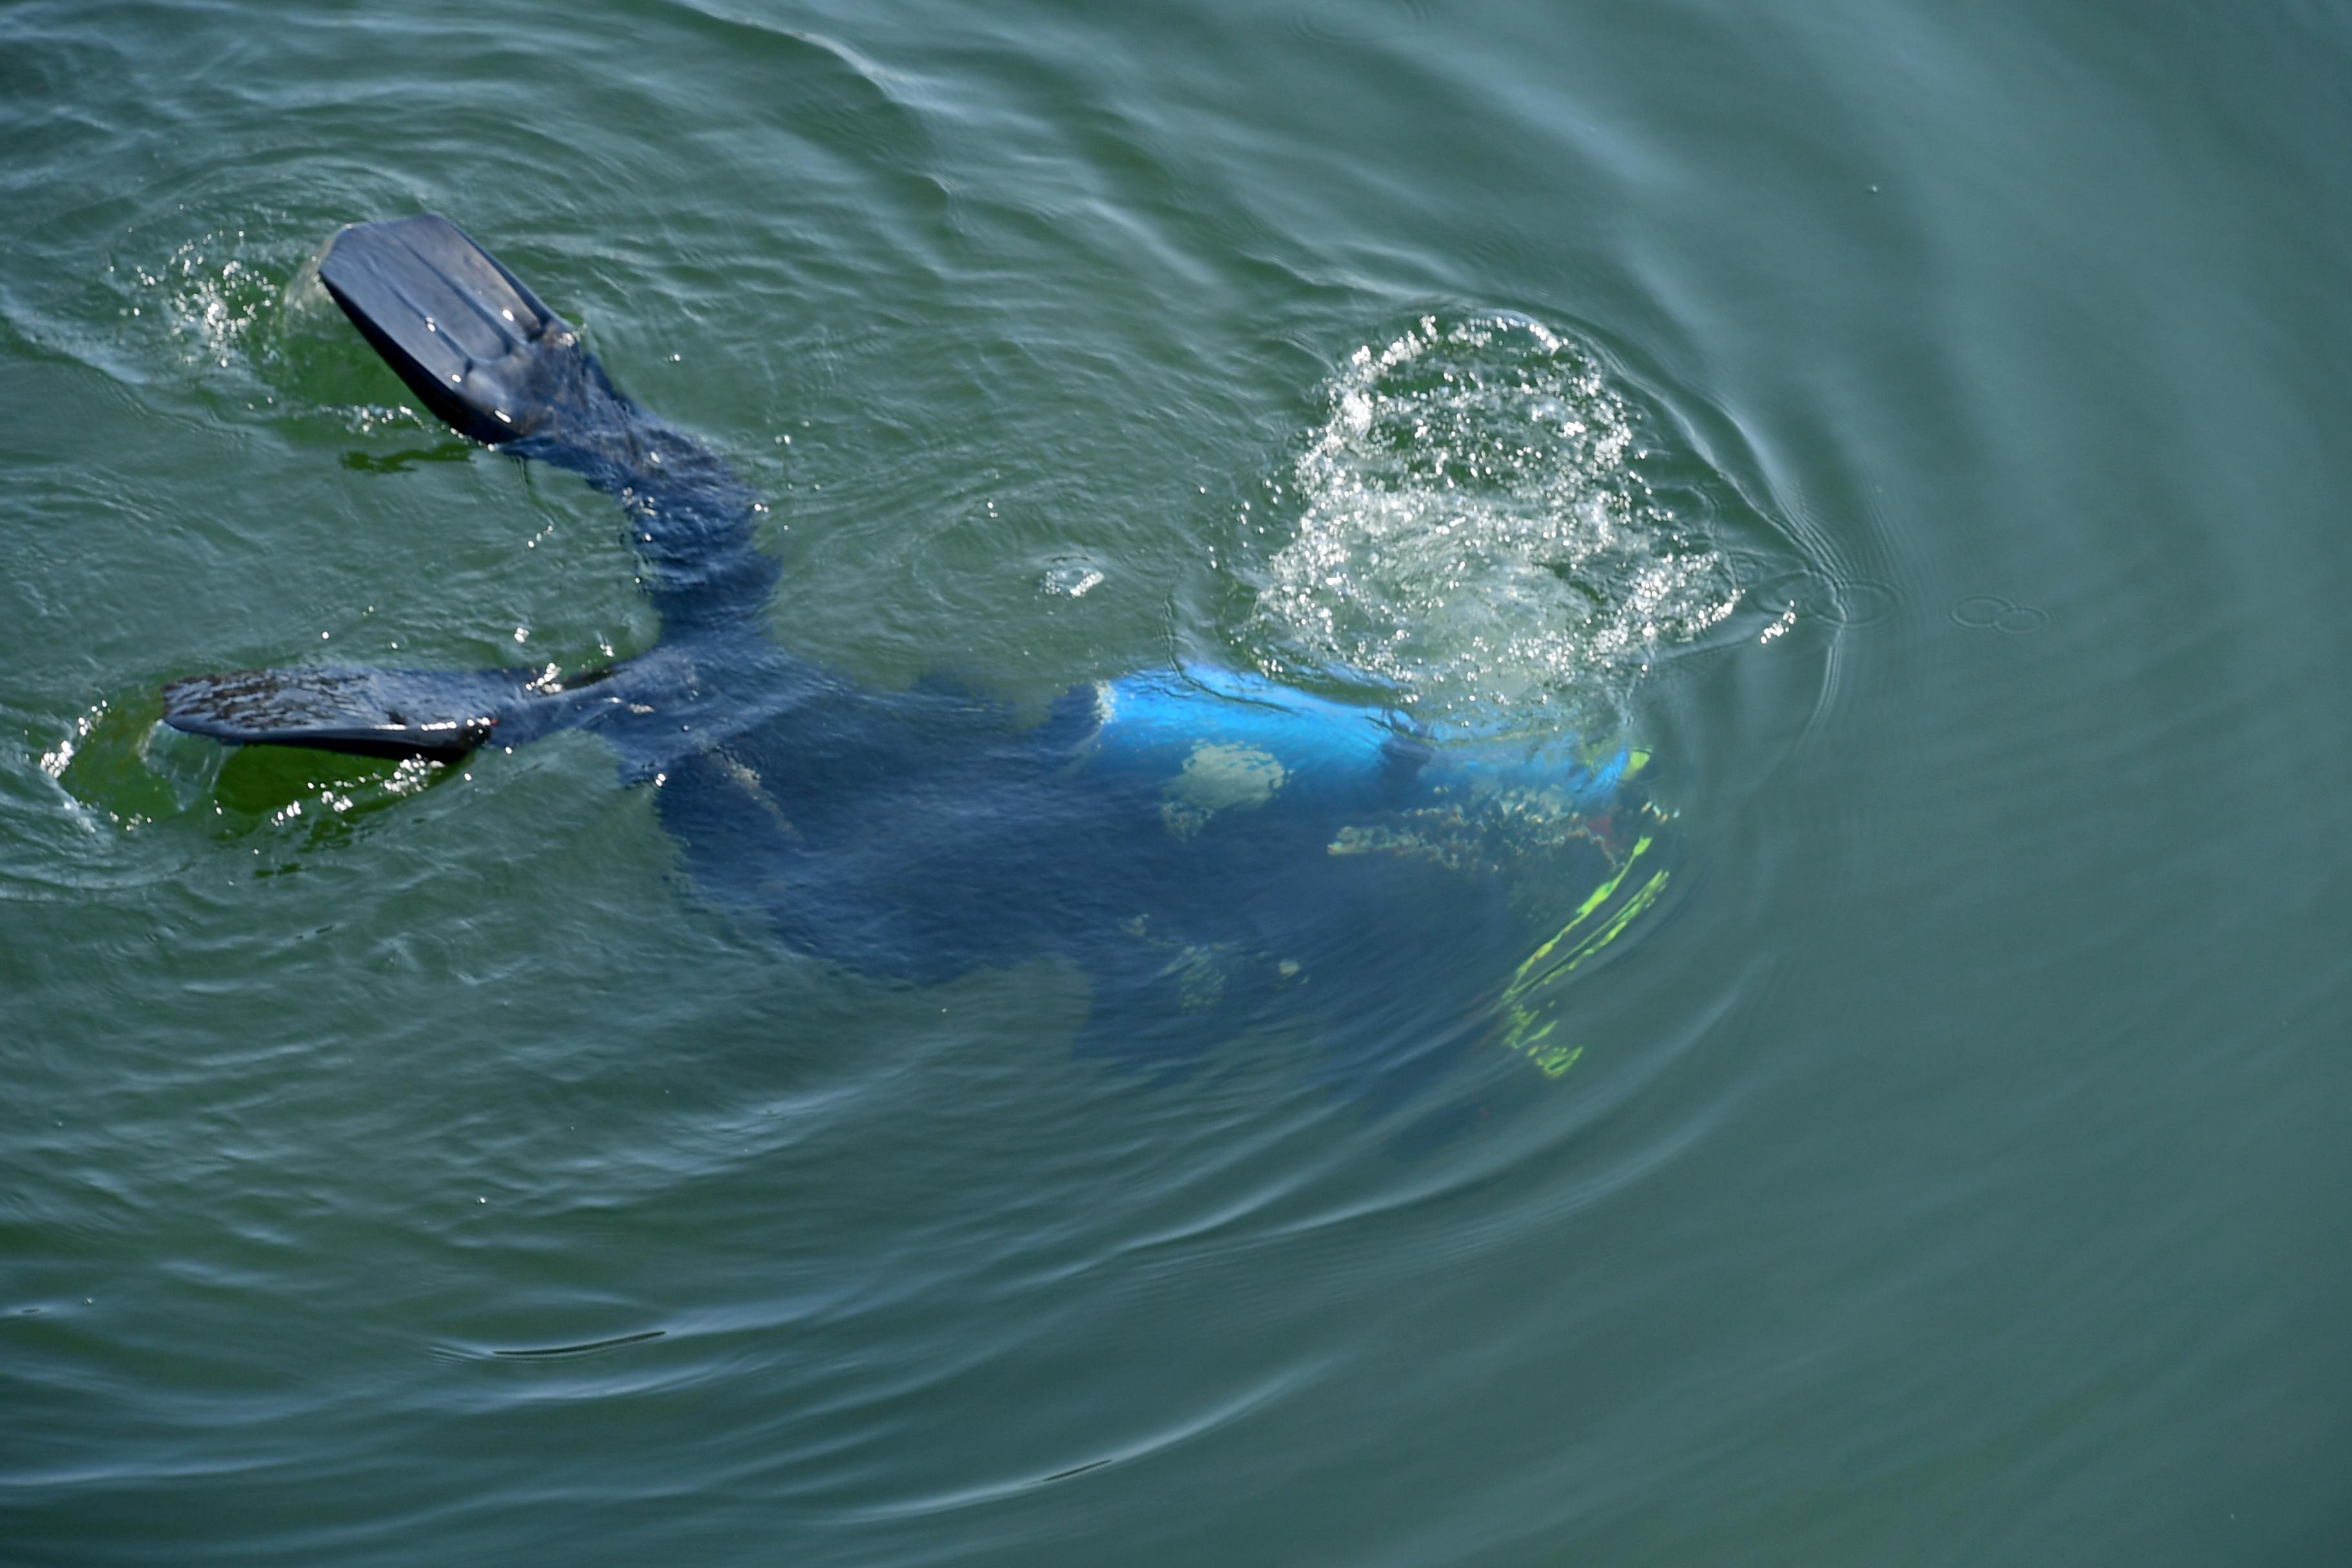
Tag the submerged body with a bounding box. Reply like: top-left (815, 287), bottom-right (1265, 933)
top-left (164, 216), bottom-right (1660, 1088)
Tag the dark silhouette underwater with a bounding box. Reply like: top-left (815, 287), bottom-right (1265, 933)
top-left (161, 216), bottom-right (1669, 1103)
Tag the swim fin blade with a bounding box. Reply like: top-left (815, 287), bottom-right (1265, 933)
top-left (315, 213), bottom-right (585, 446)
top-left (161, 666), bottom-right (543, 762)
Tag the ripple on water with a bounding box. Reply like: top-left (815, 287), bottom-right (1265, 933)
top-left (1294, 0), bottom-right (1433, 45)
top-left (7, 691), bottom-right (456, 899)
top-left (1241, 313), bottom-right (1773, 738)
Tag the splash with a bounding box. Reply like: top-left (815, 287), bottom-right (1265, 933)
top-left (120, 224), bottom-right (434, 436)
top-left (45, 692), bottom-right (445, 847)
top-left (1247, 314), bottom-right (1742, 734)
top-left (144, 232), bottom-right (278, 371)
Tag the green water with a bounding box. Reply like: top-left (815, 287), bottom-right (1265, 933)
top-left (5, 1), bottom-right (2349, 1562)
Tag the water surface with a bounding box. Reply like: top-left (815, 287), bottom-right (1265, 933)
top-left (5, 1), bottom-right (2349, 1562)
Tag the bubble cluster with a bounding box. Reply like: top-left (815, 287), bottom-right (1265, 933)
top-left (1248, 315), bottom-right (1741, 734)
top-left (146, 233), bottom-right (279, 371)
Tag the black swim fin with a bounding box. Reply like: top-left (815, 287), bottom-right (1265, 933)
top-left (161, 219), bottom-right (772, 767)
top-left (161, 666), bottom-right (551, 763)
top-left (315, 213), bottom-right (582, 446)
top-left (318, 213), bottom-right (778, 623)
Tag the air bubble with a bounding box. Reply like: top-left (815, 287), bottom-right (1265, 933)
top-left (1248, 314), bottom-right (1741, 733)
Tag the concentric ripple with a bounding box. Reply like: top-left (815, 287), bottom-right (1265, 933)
top-left (1244, 314), bottom-right (1759, 735)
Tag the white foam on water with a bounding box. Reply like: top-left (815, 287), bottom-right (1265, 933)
top-left (1248, 314), bottom-right (1741, 734)
top-left (148, 233), bottom-right (275, 371)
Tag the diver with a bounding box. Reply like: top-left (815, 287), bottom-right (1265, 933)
top-left (163, 216), bottom-right (1664, 1092)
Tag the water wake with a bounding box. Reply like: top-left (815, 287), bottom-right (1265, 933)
top-left (1246, 313), bottom-right (1747, 736)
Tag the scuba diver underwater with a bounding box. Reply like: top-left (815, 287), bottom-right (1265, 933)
top-left (160, 216), bottom-right (1674, 1097)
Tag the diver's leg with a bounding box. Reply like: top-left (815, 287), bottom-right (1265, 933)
top-left (317, 214), bottom-right (777, 626)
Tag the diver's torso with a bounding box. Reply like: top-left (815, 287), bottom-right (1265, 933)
top-left (630, 649), bottom-right (1640, 985)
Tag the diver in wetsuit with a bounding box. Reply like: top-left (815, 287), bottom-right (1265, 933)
top-left (162, 216), bottom-right (1663, 1092)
